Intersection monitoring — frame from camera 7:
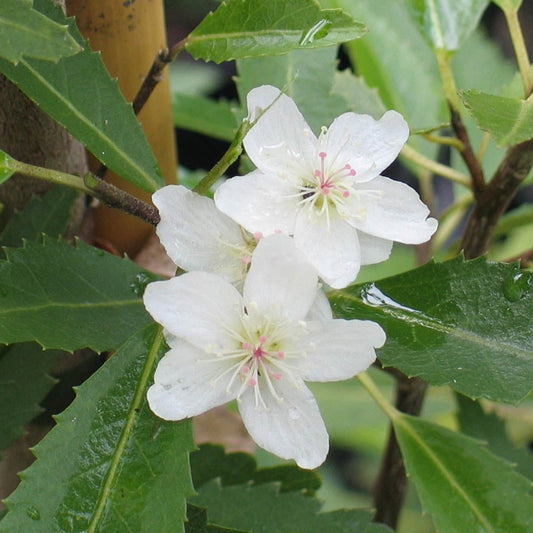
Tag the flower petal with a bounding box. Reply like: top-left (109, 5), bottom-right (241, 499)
top-left (143, 273), bottom-right (242, 352)
top-left (238, 376), bottom-right (329, 469)
top-left (298, 319), bottom-right (385, 381)
top-left (215, 169), bottom-right (297, 236)
top-left (358, 231), bottom-right (393, 266)
top-left (348, 176), bottom-right (438, 243)
top-left (306, 288), bottom-right (333, 321)
top-left (244, 234), bottom-right (318, 321)
top-left (153, 185), bottom-right (249, 285)
top-left (244, 85), bottom-right (317, 178)
top-left (294, 210), bottom-right (361, 289)
top-left (147, 339), bottom-right (237, 420)
top-left (321, 110), bottom-right (409, 183)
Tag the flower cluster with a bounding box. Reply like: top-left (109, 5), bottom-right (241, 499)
top-left (143, 85), bottom-right (437, 469)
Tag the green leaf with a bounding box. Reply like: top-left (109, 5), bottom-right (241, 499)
top-left (404, 0), bottom-right (488, 51)
top-left (460, 90), bottom-right (533, 146)
top-left (1, 324), bottom-right (195, 533)
top-left (0, 0), bottom-right (163, 193)
top-left (173, 93), bottom-right (238, 142)
top-left (0, 149), bottom-right (16, 186)
top-left (0, 238), bottom-right (156, 352)
top-left (393, 413), bottom-right (533, 533)
top-left (0, 343), bottom-right (59, 453)
top-left (186, 0), bottom-right (367, 64)
top-left (0, 185), bottom-right (80, 249)
top-left (456, 395), bottom-right (533, 481)
top-left (329, 256), bottom-right (533, 404)
top-left (322, 0), bottom-right (444, 162)
top-left (192, 480), bottom-right (392, 532)
top-left (191, 444), bottom-right (321, 495)
top-left (237, 47), bottom-right (354, 134)
top-left (0, 0), bottom-right (81, 64)
top-left (186, 504), bottom-right (249, 533)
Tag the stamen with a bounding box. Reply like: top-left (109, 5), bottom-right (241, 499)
top-left (241, 255), bottom-right (251, 264)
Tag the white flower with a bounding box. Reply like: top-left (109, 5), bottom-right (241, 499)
top-left (215, 85), bottom-right (438, 289)
top-left (153, 184), bottom-right (259, 287)
top-left (144, 234), bottom-right (385, 469)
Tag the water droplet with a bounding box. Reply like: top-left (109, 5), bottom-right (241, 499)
top-left (26, 506), bottom-right (40, 520)
top-left (288, 407), bottom-right (300, 420)
top-left (299, 19), bottom-right (331, 46)
top-left (502, 270), bottom-right (531, 302)
top-left (129, 272), bottom-right (158, 296)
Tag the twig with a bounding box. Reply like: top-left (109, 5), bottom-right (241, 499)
top-left (450, 107), bottom-right (485, 196)
top-left (84, 174), bottom-right (160, 226)
top-left (461, 138), bottom-right (533, 258)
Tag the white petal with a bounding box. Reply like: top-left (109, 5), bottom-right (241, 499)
top-left (238, 376), bottom-right (329, 469)
top-left (298, 319), bottom-right (385, 381)
top-left (153, 185), bottom-right (249, 285)
top-left (147, 339), bottom-right (237, 420)
top-left (321, 110), bottom-right (409, 183)
top-left (244, 85), bottom-right (318, 178)
top-left (358, 231), bottom-right (393, 266)
top-left (306, 288), bottom-right (333, 321)
top-left (349, 176), bottom-right (438, 243)
top-left (214, 169), bottom-right (298, 236)
top-left (244, 234), bottom-right (318, 321)
top-left (143, 273), bottom-right (242, 352)
top-left (294, 210), bottom-right (361, 289)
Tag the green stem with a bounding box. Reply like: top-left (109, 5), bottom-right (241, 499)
top-left (401, 144), bottom-right (471, 188)
top-left (504, 8), bottom-right (533, 97)
top-left (8, 158), bottom-right (160, 226)
top-left (11, 159), bottom-right (93, 195)
top-left (358, 372), bottom-right (398, 421)
top-left (436, 49), bottom-right (460, 111)
top-left (422, 132), bottom-right (464, 151)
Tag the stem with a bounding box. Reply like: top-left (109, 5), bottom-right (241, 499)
top-left (477, 132), bottom-right (491, 163)
top-left (359, 372), bottom-right (428, 529)
top-left (461, 138), bottom-right (533, 258)
top-left (9, 158), bottom-right (160, 226)
top-left (401, 144), bottom-right (471, 188)
top-left (504, 8), bottom-right (533, 97)
top-left (11, 159), bottom-right (92, 194)
top-left (422, 132), bottom-right (464, 151)
top-left (450, 107), bottom-right (485, 196)
top-left (133, 38), bottom-right (187, 115)
top-left (435, 49), bottom-right (460, 111)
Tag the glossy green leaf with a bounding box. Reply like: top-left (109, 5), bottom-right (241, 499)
top-left (0, 185), bottom-right (80, 249)
top-left (0, 238), bottom-right (155, 352)
top-left (0, 150), bottom-right (16, 186)
top-left (0, 0), bottom-right (163, 193)
top-left (456, 395), bottom-right (533, 480)
top-left (460, 90), bottom-right (533, 146)
top-left (1, 324), bottom-right (195, 533)
top-left (173, 93), bottom-right (238, 142)
top-left (329, 256), bottom-right (533, 404)
top-left (191, 444), bottom-right (321, 495)
top-left (0, 0), bottom-right (81, 64)
top-left (0, 343), bottom-right (59, 453)
top-left (404, 0), bottom-right (488, 51)
top-left (393, 413), bottom-right (533, 533)
top-left (186, 0), bottom-right (367, 64)
top-left (192, 480), bottom-right (392, 532)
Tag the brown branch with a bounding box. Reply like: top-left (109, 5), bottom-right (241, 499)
top-left (461, 138), bottom-right (533, 259)
top-left (450, 107), bottom-right (485, 196)
top-left (373, 374), bottom-right (427, 528)
top-left (84, 174), bottom-right (160, 227)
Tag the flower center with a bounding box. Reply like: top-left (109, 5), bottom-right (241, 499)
top-left (297, 151), bottom-right (357, 222)
top-left (207, 307), bottom-right (307, 408)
